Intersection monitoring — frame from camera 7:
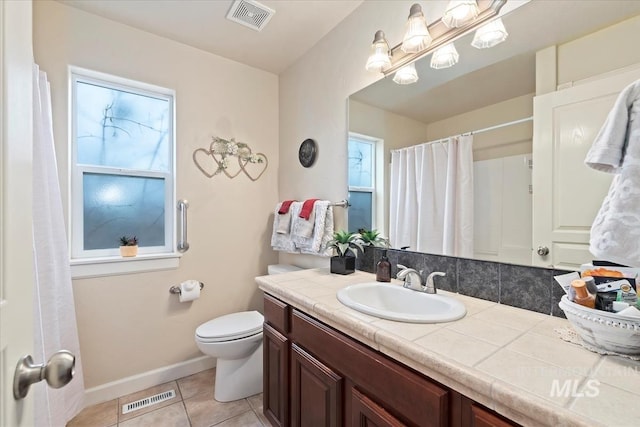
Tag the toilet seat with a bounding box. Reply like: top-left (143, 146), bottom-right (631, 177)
top-left (196, 311), bottom-right (263, 343)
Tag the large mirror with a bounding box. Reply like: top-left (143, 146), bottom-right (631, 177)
top-left (348, 0), bottom-right (640, 267)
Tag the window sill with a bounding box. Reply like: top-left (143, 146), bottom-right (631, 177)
top-left (70, 253), bottom-right (182, 279)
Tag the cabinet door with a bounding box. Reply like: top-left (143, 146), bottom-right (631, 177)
top-left (469, 404), bottom-right (518, 427)
top-left (291, 344), bottom-right (343, 427)
top-left (264, 323), bottom-right (289, 427)
top-left (350, 387), bottom-right (406, 427)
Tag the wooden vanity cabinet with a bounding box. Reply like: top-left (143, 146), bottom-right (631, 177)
top-left (263, 294), bottom-right (291, 427)
top-left (290, 343), bottom-right (343, 427)
top-left (263, 294), bottom-right (519, 427)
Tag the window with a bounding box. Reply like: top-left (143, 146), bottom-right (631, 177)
top-left (348, 133), bottom-right (381, 233)
top-left (70, 68), bottom-right (177, 276)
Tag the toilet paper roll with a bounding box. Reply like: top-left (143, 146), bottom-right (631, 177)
top-left (179, 280), bottom-right (201, 302)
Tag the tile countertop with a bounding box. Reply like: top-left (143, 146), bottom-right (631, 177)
top-left (255, 268), bottom-right (640, 427)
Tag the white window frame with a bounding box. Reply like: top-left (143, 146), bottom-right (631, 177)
top-left (348, 132), bottom-right (384, 233)
top-left (69, 67), bottom-right (179, 278)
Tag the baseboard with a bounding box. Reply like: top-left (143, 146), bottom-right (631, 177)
top-left (84, 356), bottom-right (216, 406)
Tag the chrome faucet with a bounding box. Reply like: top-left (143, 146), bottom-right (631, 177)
top-left (396, 265), bottom-right (423, 291)
top-left (425, 272), bottom-right (446, 294)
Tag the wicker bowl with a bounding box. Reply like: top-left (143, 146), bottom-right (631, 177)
top-left (558, 295), bottom-right (640, 355)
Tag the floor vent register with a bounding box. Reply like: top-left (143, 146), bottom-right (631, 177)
top-left (121, 389), bottom-right (176, 414)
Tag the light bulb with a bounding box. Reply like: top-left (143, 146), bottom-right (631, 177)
top-left (442, 0), bottom-right (479, 28)
top-left (365, 30), bottom-right (391, 72)
top-left (430, 43), bottom-right (459, 69)
top-left (471, 18), bottom-right (508, 49)
top-left (401, 4), bottom-right (432, 53)
top-left (393, 63), bottom-right (419, 85)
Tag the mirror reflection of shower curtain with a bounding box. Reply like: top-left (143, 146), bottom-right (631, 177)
top-left (389, 135), bottom-right (474, 257)
top-left (33, 64), bottom-right (85, 426)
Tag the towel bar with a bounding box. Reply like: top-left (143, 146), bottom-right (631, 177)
top-left (330, 199), bottom-right (350, 208)
top-left (169, 282), bottom-right (204, 295)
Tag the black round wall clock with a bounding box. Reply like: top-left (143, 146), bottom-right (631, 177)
top-left (298, 138), bottom-right (317, 168)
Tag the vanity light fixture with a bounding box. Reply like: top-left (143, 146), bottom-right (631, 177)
top-left (393, 63), bottom-right (419, 85)
top-left (365, 30), bottom-right (391, 72)
top-left (471, 18), bottom-right (508, 48)
top-left (442, 0), bottom-right (480, 28)
top-left (430, 43), bottom-right (459, 69)
top-left (365, 0), bottom-right (507, 81)
top-left (401, 4), bottom-right (432, 53)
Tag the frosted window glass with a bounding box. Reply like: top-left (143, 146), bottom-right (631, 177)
top-left (348, 140), bottom-right (373, 187)
top-left (348, 191), bottom-right (372, 233)
top-left (76, 81), bottom-right (170, 171)
top-left (83, 173), bottom-right (165, 250)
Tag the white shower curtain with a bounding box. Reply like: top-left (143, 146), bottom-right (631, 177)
top-left (390, 135), bottom-right (474, 257)
top-left (32, 64), bottom-right (85, 426)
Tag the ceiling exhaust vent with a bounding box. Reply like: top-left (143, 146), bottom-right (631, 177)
top-left (226, 0), bottom-right (275, 32)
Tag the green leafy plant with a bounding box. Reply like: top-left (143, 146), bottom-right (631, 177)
top-left (119, 235), bottom-right (138, 246)
top-left (326, 230), bottom-right (364, 258)
top-left (358, 228), bottom-right (390, 248)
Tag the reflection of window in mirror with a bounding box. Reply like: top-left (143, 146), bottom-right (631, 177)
top-left (347, 133), bottom-right (383, 233)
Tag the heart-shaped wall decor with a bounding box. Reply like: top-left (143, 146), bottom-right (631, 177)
top-left (240, 153), bottom-right (268, 182)
top-left (193, 148), bottom-right (218, 178)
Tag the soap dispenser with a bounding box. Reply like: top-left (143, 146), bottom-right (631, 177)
top-left (376, 250), bottom-right (391, 282)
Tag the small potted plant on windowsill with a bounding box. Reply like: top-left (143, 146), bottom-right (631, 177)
top-left (119, 235), bottom-right (138, 257)
top-left (326, 230), bottom-right (364, 275)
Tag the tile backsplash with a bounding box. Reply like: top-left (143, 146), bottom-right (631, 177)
top-left (357, 247), bottom-right (568, 318)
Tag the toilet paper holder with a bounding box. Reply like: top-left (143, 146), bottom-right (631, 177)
top-left (169, 282), bottom-right (205, 295)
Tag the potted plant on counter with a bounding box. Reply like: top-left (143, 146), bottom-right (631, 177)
top-left (358, 229), bottom-right (390, 248)
top-left (357, 229), bottom-right (390, 272)
top-left (119, 235), bottom-right (138, 257)
top-left (327, 230), bottom-right (364, 275)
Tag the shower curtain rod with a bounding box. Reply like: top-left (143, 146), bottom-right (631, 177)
top-left (392, 116), bottom-right (534, 151)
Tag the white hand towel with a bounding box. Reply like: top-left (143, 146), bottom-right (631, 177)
top-left (586, 79), bottom-right (640, 267)
top-left (585, 80), bottom-right (640, 172)
top-left (292, 201), bottom-right (333, 254)
top-left (276, 211), bottom-right (292, 234)
top-left (292, 207), bottom-right (316, 238)
top-left (271, 202), bottom-right (301, 253)
top-left (300, 205), bottom-right (334, 256)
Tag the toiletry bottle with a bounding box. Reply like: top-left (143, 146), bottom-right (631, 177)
top-left (376, 250), bottom-right (391, 282)
top-left (571, 279), bottom-right (595, 309)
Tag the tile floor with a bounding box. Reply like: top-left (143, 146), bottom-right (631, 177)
top-left (67, 368), bottom-right (271, 427)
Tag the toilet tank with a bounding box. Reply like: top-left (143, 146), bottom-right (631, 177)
top-left (268, 264), bottom-right (302, 275)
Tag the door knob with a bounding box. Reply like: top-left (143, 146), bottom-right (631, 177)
top-left (13, 350), bottom-right (75, 400)
top-left (537, 246), bottom-right (550, 256)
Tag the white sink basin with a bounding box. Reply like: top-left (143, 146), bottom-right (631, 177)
top-left (336, 282), bottom-right (466, 323)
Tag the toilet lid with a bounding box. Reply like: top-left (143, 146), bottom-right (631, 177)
top-left (196, 311), bottom-right (264, 342)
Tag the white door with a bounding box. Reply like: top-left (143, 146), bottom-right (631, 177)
top-left (0, 1), bottom-right (35, 426)
top-left (532, 66), bottom-right (640, 269)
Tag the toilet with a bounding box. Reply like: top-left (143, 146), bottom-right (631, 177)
top-left (195, 264), bottom-right (301, 402)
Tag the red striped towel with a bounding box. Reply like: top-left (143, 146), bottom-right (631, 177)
top-left (299, 198), bottom-right (319, 220)
top-left (278, 200), bottom-right (297, 214)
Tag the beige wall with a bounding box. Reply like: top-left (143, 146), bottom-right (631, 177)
top-left (278, 1), bottom-right (410, 269)
top-left (557, 15), bottom-right (640, 85)
top-left (34, 1), bottom-right (279, 389)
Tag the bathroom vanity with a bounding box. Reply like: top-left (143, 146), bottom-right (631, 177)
top-left (256, 269), bottom-right (640, 427)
